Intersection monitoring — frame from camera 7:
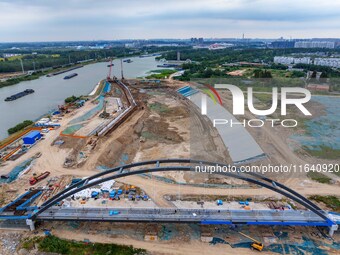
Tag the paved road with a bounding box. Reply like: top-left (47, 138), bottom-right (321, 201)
top-left (38, 207), bottom-right (327, 225)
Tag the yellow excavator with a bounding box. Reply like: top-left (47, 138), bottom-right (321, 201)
top-left (238, 231), bottom-right (264, 252)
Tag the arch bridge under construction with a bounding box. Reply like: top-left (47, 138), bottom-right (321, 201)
top-left (0, 159), bottom-right (338, 236)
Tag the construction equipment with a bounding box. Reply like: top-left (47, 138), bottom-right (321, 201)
top-left (3, 146), bottom-right (21, 161)
top-left (99, 100), bottom-right (110, 118)
top-left (238, 231), bottom-right (264, 252)
top-left (29, 171), bottom-right (50, 185)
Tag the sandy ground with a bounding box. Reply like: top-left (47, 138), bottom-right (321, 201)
top-left (117, 174), bottom-right (340, 208)
top-left (0, 79), bottom-right (339, 254)
top-left (0, 72), bottom-right (24, 80)
top-left (53, 229), bottom-right (268, 255)
top-left (227, 69), bottom-right (247, 76)
top-left (1, 79), bottom-right (339, 206)
top-left (69, 197), bottom-right (157, 208)
top-left (173, 200), bottom-right (270, 210)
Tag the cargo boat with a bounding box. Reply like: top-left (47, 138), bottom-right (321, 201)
top-left (64, 73), bottom-right (78, 79)
top-left (4, 89), bottom-right (35, 102)
top-left (107, 64), bottom-right (114, 67)
top-left (123, 59), bottom-right (132, 63)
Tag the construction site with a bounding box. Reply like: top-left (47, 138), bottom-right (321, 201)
top-left (0, 61), bottom-right (339, 255)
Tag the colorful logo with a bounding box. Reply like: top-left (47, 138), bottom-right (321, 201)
top-left (202, 84), bottom-right (223, 105)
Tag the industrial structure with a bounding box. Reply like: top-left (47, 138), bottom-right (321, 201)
top-left (0, 159), bottom-right (338, 236)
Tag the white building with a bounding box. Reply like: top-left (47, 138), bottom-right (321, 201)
top-left (274, 56), bottom-right (311, 65)
top-left (314, 58), bottom-right (340, 68)
top-left (274, 56), bottom-right (340, 68)
top-left (294, 41), bottom-right (335, 49)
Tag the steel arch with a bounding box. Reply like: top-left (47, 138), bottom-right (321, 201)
top-left (32, 159), bottom-right (332, 224)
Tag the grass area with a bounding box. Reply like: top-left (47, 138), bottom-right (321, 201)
top-left (253, 93), bottom-right (273, 105)
top-left (0, 72), bottom-right (46, 88)
top-left (269, 69), bottom-right (291, 78)
top-left (0, 61), bottom-right (97, 88)
top-left (7, 120), bottom-right (34, 135)
top-left (309, 195), bottom-right (340, 212)
top-left (334, 170), bottom-right (340, 177)
top-left (148, 102), bottom-right (170, 113)
top-left (236, 85), bottom-right (275, 93)
top-left (7, 55), bottom-right (24, 61)
top-left (93, 79), bottom-right (105, 97)
top-left (141, 131), bottom-right (157, 140)
top-left (307, 171), bottom-right (332, 184)
top-left (145, 69), bottom-right (176, 79)
top-left (303, 145), bottom-right (340, 160)
top-left (0, 129), bottom-right (27, 147)
top-left (21, 236), bottom-right (146, 255)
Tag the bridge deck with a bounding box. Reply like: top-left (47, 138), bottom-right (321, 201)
top-left (37, 207), bottom-right (331, 226)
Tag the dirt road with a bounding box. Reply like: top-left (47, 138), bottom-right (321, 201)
top-left (54, 229), bottom-right (265, 255)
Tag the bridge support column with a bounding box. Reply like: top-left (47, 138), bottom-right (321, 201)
top-left (26, 219), bottom-right (35, 231)
top-left (329, 224), bottom-right (338, 237)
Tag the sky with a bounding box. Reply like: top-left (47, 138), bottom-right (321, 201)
top-left (1, 0), bottom-right (340, 42)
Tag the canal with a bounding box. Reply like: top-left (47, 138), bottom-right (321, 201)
top-left (0, 56), bottom-right (161, 139)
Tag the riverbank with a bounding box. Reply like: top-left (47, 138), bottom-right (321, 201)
top-left (0, 56), bottom-right (163, 140)
top-left (0, 60), bottom-right (100, 89)
top-left (0, 84), bottom-right (102, 147)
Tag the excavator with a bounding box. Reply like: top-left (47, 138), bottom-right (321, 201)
top-left (238, 231), bottom-right (264, 252)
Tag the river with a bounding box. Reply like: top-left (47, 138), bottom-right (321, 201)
top-left (0, 56), bottom-right (161, 140)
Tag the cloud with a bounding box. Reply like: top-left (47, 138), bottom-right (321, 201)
top-left (0, 0), bottom-right (339, 41)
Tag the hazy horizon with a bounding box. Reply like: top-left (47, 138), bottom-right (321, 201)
top-left (1, 37), bottom-right (340, 44)
top-left (1, 0), bottom-right (340, 42)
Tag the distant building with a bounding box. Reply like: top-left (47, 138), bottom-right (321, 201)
top-left (314, 58), bottom-right (340, 68)
top-left (274, 56), bottom-right (311, 65)
top-left (3, 53), bottom-right (21, 58)
top-left (208, 43), bottom-right (233, 50)
top-left (294, 41), bottom-right (335, 49)
top-left (271, 40), bottom-right (295, 48)
top-left (307, 71), bottom-right (322, 80)
top-left (190, 37), bottom-right (204, 44)
top-left (274, 56), bottom-right (340, 68)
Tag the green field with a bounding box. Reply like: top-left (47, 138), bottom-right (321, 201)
top-left (21, 236), bottom-right (146, 255)
top-left (307, 171), bottom-right (332, 184)
top-left (145, 69), bottom-right (176, 79)
top-left (303, 146), bottom-right (340, 160)
top-left (309, 195), bottom-right (340, 212)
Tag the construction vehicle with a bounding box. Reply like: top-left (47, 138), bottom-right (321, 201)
top-left (29, 171), bottom-right (50, 185)
top-left (99, 100), bottom-right (110, 118)
top-left (238, 231), bottom-right (264, 251)
top-left (239, 201), bottom-right (249, 206)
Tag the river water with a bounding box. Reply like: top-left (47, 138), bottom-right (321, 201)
top-left (0, 56), bottom-right (161, 139)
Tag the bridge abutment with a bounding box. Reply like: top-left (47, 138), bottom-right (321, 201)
top-left (26, 219), bottom-right (35, 231)
top-left (329, 224), bottom-right (338, 237)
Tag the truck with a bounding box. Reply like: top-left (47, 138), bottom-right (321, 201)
top-left (29, 171), bottom-right (50, 185)
top-left (239, 201), bottom-right (249, 206)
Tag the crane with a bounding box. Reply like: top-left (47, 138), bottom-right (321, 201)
top-left (238, 231), bottom-right (264, 252)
